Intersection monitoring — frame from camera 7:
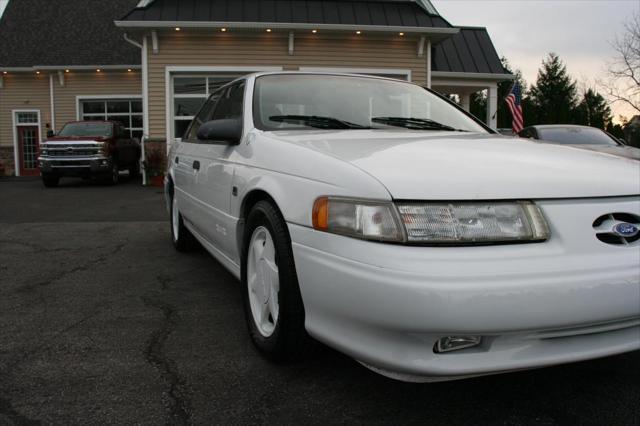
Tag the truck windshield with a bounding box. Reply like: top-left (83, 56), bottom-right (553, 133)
top-left (58, 122), bottom-right (113, 137)
top-left (253, 74), bottom-right (488, 133)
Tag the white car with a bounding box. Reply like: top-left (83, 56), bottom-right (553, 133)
top-left (165, 72), bottom-right (640, 382)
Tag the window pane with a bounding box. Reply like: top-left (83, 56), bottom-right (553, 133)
top-left (82, 115), bottom-right (105, 121)
top-left (212, 82), bottom-right (245, 120)
top-left (131, 100), bottom-right (143, 113)
top-left (107, 101), bottom-right (130, 113)
top-left (174, 119), bottom-right (192, 138)
top-left (174, 98), bottom-right (205, 117)
top-left (108, 115), bottom-right (130, 128)
top-left (185, 94), bottom-right (220, 140)
top-left (208, 77), bottom-right (236, 93)
top-left (82, 101), bottom-right (105, 114)
top-left (16, 112), bottom-right (39, 124)
top-left (174, 77), bottom-right (206, 94)
top-left (131, 115), bottom-right (143, 128)
top-left (132, 130), bottom-right (143, 141)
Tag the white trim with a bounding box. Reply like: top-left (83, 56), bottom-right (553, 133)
top-left (11, 109), bottom-right (41, 177)
top-left (114, 20), bottom-right (461, 35)
top-left (298, 67), bottom-right (412, 81)
top-left (151, 30), bottom-right (159, 54)
top-left (75, 95), bottom-right (143, 120)
top-left (417, 36), bottom-right (426, 57)
top-left (36, 65), bottom-right (142, 71)
top-left (288, 31), bottom-right (294, 55)
top-left (0, 67), bottom-right (32, 72)
top-left (164, 65), bottom-right (284, 146)
top-left (0, 75), bottom-right (3, 89)
top-left (49, 74), bottom-right (56, 130)
top-left (431, 71), bottom-right (515, 81)
top-left (57, 70), bottom-right (65, 87)
top-left (426, 39), bottom-right (432, 88)
top-left (142, 35), bottom-right (150, 137)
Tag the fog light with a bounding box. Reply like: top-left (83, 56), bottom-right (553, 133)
top-left (101, 160), bottom-right (108, 166)
top-left (434, 336), bottom-right (482, 353)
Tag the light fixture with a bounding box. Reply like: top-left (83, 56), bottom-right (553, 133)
top-left (2, 71), bottom-right (7, 75)
top-left (36, 71), bottom-right (40, 75)
top-left (96, 69), bottom-right (101, 73)
top-left (356, 30), bottom-right (362, 35)
top-left (312, 29), bottom-right (318, 34)
top-left (175, 27), bottom-right (181, 31)
top-left (220, 28), bottom-right (227, 32)
top-left (65, 69), bottom-right (70, 73)
top-left (399, 32), bottom-right (405, 36)
top-left (127, 68), bottom-right (132, 72)
top-left (266, 28), bottom-right (272, 32)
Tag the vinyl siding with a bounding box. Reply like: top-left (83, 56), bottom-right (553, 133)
top-left (53, 71), bottom-right (142, 131)
top-left (147, 32), bottom-right (428, 139)
top-left (0, 73), bottom-right (51, 147)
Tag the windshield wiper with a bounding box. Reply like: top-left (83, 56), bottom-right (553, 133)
top-left (269, 115), bottom-right (370, 130)
top-left (371, 117), bottom-right (467, 132)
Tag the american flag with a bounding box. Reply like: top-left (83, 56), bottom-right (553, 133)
top-left (505, 82), bottom-right (524, 133)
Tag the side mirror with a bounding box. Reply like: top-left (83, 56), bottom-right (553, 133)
top-left (47, 130), bottom-right (55, 138)
top-left (197, 119), bottom-right (242, 144)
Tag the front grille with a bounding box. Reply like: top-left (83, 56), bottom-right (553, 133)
top-left (593, 213), bottom-right (640, 245)
top-left (43, 144), bottom-right (102, 157)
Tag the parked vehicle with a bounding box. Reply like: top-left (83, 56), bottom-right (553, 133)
top-left (38, 121), bottom-right (141, 187)
top-left (519, 124), bottom-right (640, 160)
top-left (166, 72), bottom-right (640, 382)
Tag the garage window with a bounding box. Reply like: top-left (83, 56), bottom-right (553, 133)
top-left (79, 99), bottom-right (143, 140)
top-left (172, 75), bottom-right (241, 138)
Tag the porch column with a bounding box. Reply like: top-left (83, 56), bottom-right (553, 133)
top-left (460, 92), bottom-right (471, 112)
top-left (486, 83), bottom-right (498, 129)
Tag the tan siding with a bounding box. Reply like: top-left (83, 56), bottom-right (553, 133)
top-left (53, 71), bottom-right (142, 130)
top-left (147, 32), bottom-right (427, 139)
top-left (0, 73), bottom-right (51, 148)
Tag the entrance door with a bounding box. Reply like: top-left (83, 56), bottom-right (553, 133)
top-left (18, 126), bottom-right (40, 176)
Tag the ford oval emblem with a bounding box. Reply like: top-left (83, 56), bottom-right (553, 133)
top-left (613, 223), bottom-right (639, 238)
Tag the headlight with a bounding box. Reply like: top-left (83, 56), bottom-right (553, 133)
top-left (312, 198), bottom-right (550, 244)
top-left (396, 201), bottom-right (549, 244)
top-left (312, 197), bottom-right (404, 242)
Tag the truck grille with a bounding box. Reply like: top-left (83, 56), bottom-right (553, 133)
top-left (44, 144), bottom-right (103, 157)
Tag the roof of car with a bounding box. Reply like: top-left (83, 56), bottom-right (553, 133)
top-left (118, 0), bottom-right (452, 29)
top-left (526, 125), bottom-right (601, 130)
top-left (0, 0), bottom-right (141, 67)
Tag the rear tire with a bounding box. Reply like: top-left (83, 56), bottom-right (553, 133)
top-left (42, 174), bottom-right (59, 188)
top-left (170, 189), bottom-right (196, 252)
top-left (242, 200), bottom-right (313, 362)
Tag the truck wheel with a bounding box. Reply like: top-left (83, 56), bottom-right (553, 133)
top-left (242, 200), bottom-right (313, 362)
top-left (42, 174), bottom-right (59, 188)
top-left (170, 190), bottom-right (196, 252)
top-left (129, 162), bottom-right (141, 179)
top-left (107, 162), bottom-right (119, 185)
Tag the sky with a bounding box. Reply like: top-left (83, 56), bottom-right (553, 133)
top-left (433, 0), bottom-right (639, 121)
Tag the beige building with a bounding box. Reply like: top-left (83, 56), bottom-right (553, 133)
top-left (0, 0), bottom-right (513, 177)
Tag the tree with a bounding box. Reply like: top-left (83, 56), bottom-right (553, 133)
top-left (528, 53), bottom-right (578, 124)
top-left (575, 89), bottom-right (612, 129)
top-left (601, 12), bottom-right (640, 114)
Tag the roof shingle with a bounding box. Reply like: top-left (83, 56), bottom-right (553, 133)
top-left (432, 27), bottom-right (509, 75)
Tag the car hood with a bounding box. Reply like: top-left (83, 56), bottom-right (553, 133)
top-left (564, 144), bottom-right (640, 161)
top-left (267, 130), bottom-right (640, 200)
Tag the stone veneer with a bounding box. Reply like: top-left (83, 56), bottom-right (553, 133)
top-left (0, 147), bottom-right (15, 176)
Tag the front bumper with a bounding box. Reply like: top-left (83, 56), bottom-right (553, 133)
top-left (289, 196), bottom-right (640, 381)
top-left (38, 156), bottom-right (111, 176)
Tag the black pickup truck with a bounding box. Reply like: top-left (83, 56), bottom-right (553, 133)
top-left (38, 121), bottom-right (141, 187)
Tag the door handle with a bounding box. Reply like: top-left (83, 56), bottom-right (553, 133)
top-left (192, 160), bottom-right (200, 170)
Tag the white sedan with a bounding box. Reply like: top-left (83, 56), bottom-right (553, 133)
top-left (165, 72), bottom-right (640, 382)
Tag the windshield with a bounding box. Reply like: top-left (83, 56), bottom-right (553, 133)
top-left (253, 74), bottom-right (488, 133)
top-left (537, 127), bottom-right (620, 146)
top-left (58, 122), bottom-right (113, 137)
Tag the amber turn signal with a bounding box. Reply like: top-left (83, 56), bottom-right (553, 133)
top-left (312, 197), bottom-right (329, 231)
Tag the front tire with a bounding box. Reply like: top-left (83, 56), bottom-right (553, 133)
top-left (170, 190), bottom-right (196, 252)
top-left (104, 161), bottom-right (119, 185)
top-left (242, 200), bottom-right (312, 362)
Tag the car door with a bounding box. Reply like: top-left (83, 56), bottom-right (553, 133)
top-left (174, 93), bottom-right (219, 232)
top-left (189, 81), bottom-right (245, 260)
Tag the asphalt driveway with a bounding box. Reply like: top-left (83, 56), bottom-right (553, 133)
top-left (1, 177), bottom-right (639, 425)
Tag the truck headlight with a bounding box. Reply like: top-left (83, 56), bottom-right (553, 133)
top-left (312, 197), bottom-right (404, 242)
top-left (396, 201), bottom-right (549, 244)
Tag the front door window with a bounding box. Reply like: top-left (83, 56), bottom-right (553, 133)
top-left (18, 126), bottom-right (39, 176)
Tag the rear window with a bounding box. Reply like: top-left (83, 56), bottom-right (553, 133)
top-left (58, 122), bottom-right (113, 137)
top-left (537, 127), bottom-right (619, 146)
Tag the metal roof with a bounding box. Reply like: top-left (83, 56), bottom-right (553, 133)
top-left (432, 27), bottom-right (509, 75)
top-left (0, 0), bottom-right (141, 68)
top-left (118, 0), bottom-right (452, 29)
